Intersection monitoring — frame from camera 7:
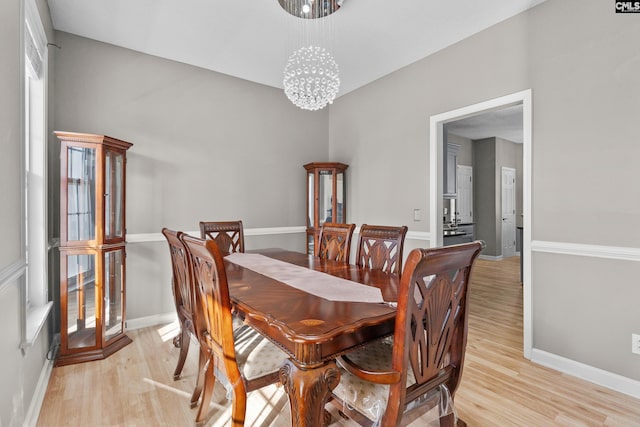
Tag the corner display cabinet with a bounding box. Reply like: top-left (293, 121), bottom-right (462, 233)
top-left (304, 162), bottom-right (348, 254)
top-left (55, 131), bottom-right (133, 366)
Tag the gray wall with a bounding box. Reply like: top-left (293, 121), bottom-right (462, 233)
top-left (0, 0), bottom-right (21, 267)
top-left (329, 0), bottom-right (640, 382)
top-left (53, 32), bottom-right (328, 320)
top-left (447, 133), bottom-right (473, 167)
top-left (473, 138), bottom-right (498, 255)
top-left (0, 0), bottom-right (55, 425)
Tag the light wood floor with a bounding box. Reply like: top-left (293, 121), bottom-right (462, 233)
top-left (37, 257), bottom-right (640, 426)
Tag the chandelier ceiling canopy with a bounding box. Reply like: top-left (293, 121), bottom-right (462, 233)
top-left (278, 0), bottom-right (342, 19)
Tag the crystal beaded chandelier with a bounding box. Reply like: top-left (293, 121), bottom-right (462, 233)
top-left (283, 46), bottom-right (339, 111)
top-left (279, 0), bottom-right (342, 111)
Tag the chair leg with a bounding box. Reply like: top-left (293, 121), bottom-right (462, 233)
top-left (440, 412), bottom-right (456, 427)
top-left (195, 358), bottom-right (215, 427)
top-left (172, 334), bottom-right (181, 348)
top-left (190, 347), bottom-right (207, 408)
top-left (173, 327), bottom-right (190, 380)
top-left (323, 409), bottom-right (333, 426)
top-left (230, 382), bottom-right (247, 427)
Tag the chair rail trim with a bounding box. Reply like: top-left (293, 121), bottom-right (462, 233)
top-left (126, 226), bottom-right (307, 243)
top-left (531, 240), bottom-right (640, 262)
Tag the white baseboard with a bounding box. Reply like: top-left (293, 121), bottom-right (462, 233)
top-left (479, 254), bottom-right (504, 261)
top-left (24, 356), bottom-right (54, 427)
top-left (126, 312), bottom-right (177, 330)
top-left (530, 349), bottom-right (640, 399)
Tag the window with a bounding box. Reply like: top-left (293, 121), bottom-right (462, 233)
top-left (22, 0), bottom-right (51, 347)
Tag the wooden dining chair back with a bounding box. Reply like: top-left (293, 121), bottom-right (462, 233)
top-left (331, 241), bottom-right (484, 427)
top-left (199, 220), bottom-right (245, 255)
top-left (355, 224), bottom-right (408, 276)
top-left (317, 222), bottom-right (356, 263)
top-left (181, 234), bottom-right (286, 427)
top-left (161, 228), bottom-right (196, 381)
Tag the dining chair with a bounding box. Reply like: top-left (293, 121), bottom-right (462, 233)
top-left (330, 241), bottom-right (485, 427)
top-left (164, 227), bottom-right (223, 411)
top-left (317, 222), bottom-right (356, 263)
top-left (180, 234), bottom-right (287, 427)
top-left (161, 228), bottom-right (196, 382)
top-left (199, 220), bottom-right (245, 255)
top-left (355, 224), bottom-right (409, 276)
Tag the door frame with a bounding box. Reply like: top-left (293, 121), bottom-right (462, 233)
top-left (429, 89), bottom-right (532, 359)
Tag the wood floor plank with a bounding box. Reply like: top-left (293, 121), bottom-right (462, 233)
top-left (37, 256), bottom-right (640, 426)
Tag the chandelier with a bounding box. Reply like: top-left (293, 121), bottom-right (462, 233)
top-left (283, 46), bottom-right (339, 111)
top-left (279, 0), bottom-right (342, 111)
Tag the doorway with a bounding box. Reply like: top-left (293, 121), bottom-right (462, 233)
top-left (429, 89), bottom-right (532, 359)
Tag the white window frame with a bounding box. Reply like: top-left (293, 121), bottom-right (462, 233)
top-left (22, 0), bottom-right (52, 349)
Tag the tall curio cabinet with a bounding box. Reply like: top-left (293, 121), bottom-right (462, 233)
top-left (55, 131), bottom-right (133, 366)
top-left (304, 162), bottom-right (348, 254)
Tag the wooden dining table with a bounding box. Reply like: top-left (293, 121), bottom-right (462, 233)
top-left (223, 248), bottom-right (399, 427)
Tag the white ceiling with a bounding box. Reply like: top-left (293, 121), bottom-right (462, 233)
top-left (47, 0), bottom-right (547, 97)
top-left (447, 104), bottom-right (524, 143)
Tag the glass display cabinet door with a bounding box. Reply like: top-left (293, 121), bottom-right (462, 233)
top-left (104, 248), bottom-right (125, 342)
top-left (105, 149), bottom-right (125, 241)
top-left (307, 171), bottom-right (315, 254)
top-left (335, 170), bottom-right (345, 223)
top-left (63, 251), bottom-right (98, 351)
top-left (318, 171), bottom-right (333, 225)
top-left (66, 145), bottom-right (97, 243)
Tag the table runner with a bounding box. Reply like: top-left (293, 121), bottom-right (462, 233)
top-left (225, 253), bottom-right (384, 303)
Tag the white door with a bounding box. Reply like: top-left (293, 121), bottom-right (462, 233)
top-left (501, 167), bottom-right (516, 258)
top-left (456, 165), bottom-right (473, 224)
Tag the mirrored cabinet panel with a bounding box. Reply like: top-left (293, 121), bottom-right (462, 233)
top-left (304, 162), bottom-right (348, 255)
top-left (56, 131), bottom-right (133, 366)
